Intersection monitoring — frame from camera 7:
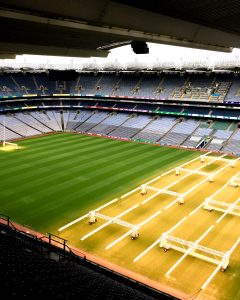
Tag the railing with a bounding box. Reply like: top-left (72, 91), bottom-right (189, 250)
top-left (0, 214), bottom-right (174, 299)
top-left (0, 214), bottom-right (86, 261)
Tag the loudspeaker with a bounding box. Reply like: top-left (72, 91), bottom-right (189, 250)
top-left (48, 70), bottom-right (77, 81)
top-left (131, 41), bottom-right (149, 54)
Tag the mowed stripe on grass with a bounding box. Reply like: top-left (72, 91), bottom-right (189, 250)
top-left (0, 133), bottom-right (198, 232)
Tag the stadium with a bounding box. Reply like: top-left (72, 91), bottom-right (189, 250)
top-left (0, 1), bottom-right (240, 300)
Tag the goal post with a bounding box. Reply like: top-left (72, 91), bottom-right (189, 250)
top-left (2, 141), bottom-right (19, 150)
top-left (1, 115), bottom-right (19, 150)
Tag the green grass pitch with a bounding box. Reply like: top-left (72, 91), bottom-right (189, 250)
top-left (1, 133), bottom-right (239, 300)
top-left (0, 133), bottom-right (196, 233)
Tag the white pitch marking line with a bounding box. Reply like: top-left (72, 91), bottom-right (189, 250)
top-left (202, 166), bottom-right (240, 217)
top-left (167, 217), bottom-right (188, 235)
top-left (201, 238), bottom-right (240, 290)
top-left (106, 230), bottom-right (132, 250)
top-left (229, 237), bottom-right (240, 255)
top-left (198, 225), bottom-right (215, 242)
top-left (95, 198), bottom-right (119, 212)
top-left (81, 222), bottom-right (111, 241)
top-left (146, 173), bottom-right (171, 186)
top-left (121, 188), bottom-right (139, 199)
top-left (134, 238), bottom-right (161, 263)
top-left (58, 214), bottom-right (88, 232)
top-left (216, 214), bottom-right (226, 225)
top-left (177, 167), bottom-right (209, 176)
top-left (80, 204), bottom-right (139, 241)
top-left (138, 210), bottom-right (162, 227)
top-left (166, 225), bottom-right (215, 277)
top-left (164, 198), bottom-right (180, 210)
top-left (201, 265), bottom-right (221, 290)
top-left (189, 202), bottom-right (205, 216)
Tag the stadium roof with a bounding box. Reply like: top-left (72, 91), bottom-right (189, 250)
top-left (1, 1), bottom-right (240, 58)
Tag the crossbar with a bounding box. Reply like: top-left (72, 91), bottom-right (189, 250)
top-left (3, 141), bottom-right (18, 148)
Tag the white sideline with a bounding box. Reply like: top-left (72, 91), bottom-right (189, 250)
top-left (96, 198), bottom-right (119, 212)
top-left (189, 202), bottom-right (205, 216)
top-left (106, 230), bottom-right (132, 250)
top-left (133, 239), bottom-right (161, 263)
top-left (167, 217), bottom-right (188, 235)
top-left (201, 265), bottom-right (221, 290)
top-left (121, 188), bottom-right (139, 199)
top-left (229, 237), bottom-right (240, 255)
top-left (164, 198), bottom-right (181, 210)
top-left (58, 214), bottom-right (88, 232)
top-left (138, 210), bottom-right (162, 227)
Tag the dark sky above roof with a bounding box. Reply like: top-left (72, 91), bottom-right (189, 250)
top-left (114, 0), bottom-right (240, 34)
